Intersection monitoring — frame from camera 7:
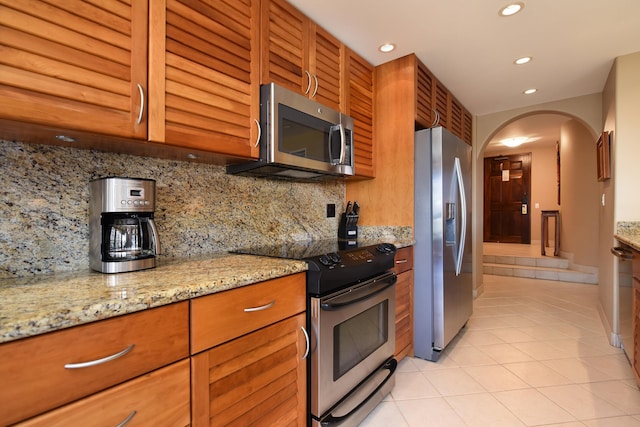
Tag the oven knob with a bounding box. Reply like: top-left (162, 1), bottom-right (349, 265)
top-left (328, 252), bottom-right (341, 263)
top-left (319, 254), bottom-right (333, 266)
top-left (376, 243), bottom-right (395, 253)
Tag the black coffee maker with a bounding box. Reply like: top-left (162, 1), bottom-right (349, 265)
top-left (89, 177), bottom-right (160, 273)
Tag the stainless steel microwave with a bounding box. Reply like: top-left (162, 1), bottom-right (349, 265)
top-left (227, 83), bottom-right (355, 180)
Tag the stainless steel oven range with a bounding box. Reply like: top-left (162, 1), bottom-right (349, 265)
top-left (235, 241), bottom-right (398, 426)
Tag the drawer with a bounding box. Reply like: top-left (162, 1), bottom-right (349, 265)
top-left (191, 273), bottom-right (306, 354)
top-left (0, 302), bottom-right (189, 426)
top-left (17, 359), bottom-right (190, 427)
top-left (394, 246), bottom-right (414, 274)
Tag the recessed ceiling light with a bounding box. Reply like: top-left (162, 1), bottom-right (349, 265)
top-left (379, 43), bottom-right (396, 53)
top-left (501, 137), bottom-right (528, 147)
top-left (523, 88), bottom-right (537, 95)
top-left (499, 2), bottom-right (524, 17)
top-left (514, 56), bottom-right (532, 65)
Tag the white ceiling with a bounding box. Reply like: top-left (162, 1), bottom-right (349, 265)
top-left (287, 0), bottom-right (640, 117)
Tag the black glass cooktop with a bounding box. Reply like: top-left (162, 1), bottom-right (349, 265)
top-left (234, 239), bottom-right (397, 296)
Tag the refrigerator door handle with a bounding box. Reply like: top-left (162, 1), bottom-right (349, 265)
top-left (454, 157), bottom-right (466, 276)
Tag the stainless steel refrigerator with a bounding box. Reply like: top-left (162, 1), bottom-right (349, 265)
top-left (414, 126), bottom-right (473, 362)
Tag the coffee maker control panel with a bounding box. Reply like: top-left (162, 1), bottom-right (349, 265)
top-left (92, 177), bottom-right (156, 213)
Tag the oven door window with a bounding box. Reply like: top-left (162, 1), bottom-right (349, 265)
top-left (333, 300), bottom-right (389, 381)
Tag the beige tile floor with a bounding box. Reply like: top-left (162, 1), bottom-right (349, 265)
top-left (360, 274), bottom-right (640, 426)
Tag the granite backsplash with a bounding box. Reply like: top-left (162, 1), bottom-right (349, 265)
top-left (1, 140), bottom-right (412, 279)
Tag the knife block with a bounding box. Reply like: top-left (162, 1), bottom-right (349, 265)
top-left (338, 213), bottom-right (358, 239)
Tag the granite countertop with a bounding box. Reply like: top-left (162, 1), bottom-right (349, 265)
top-left (0, 254), bottom-right (308, 344)
top-left (0, 237), bottom-right (415, 345)
top-left (615, 222), bottom-right (640, 252)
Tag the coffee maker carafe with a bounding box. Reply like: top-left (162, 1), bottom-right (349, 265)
top-left (90, 177), bottom-right (160, 273)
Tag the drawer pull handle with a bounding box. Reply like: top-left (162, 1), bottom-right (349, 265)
top-left (64, 344), bottom-right (135, 369)
top-left (116, 410), bottom-right (137, 427)
top-left (301, 326), bottom-right (310, 360)
top-left (395, 259), bottom-right (408, 264)
top-left (243, 300), bottom-right (276, 312)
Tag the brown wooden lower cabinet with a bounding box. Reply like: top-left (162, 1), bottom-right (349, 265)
top-left (16, 360), bottom-right (190, 427)
top-left (394, 246), bottom-right (414, 361)
top-left (0, 302), bottom-right (189, 426)
top-left (191, 313), bottom-right (307, 426)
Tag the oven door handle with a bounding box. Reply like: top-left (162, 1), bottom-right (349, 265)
top-left (320, 358), bottom-right (398, 425)
top-left (320, 273), bottom-right (397, 311)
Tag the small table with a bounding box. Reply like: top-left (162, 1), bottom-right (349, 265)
top-left (541, 210), bottom-right (560, 256)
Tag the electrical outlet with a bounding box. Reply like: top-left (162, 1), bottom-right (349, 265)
top-left (327, 203), bottom-right (336, 218)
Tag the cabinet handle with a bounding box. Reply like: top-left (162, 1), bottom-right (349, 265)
top-left (254, 118), bottom-right (261, 148)
top-left (115, 410), bottom-right (137, 427)
top-left (395, 259), bottom-right (408, 264)
top-left (136, 83), bottom-right (145, 125)
top-left (64, 344), bottom-right (135, 369)
top-left (304, 70), bottom-right (312, 95)
top-left (311, 74), bottom-right (319, 98)
top-left (243, 300), bottom-right (276, 312)
top-left (301, 326), bottom-right (310, 359)
top-left (431, 109), bottom-right (440, 128)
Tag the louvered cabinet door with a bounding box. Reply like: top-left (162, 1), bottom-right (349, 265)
top-left (0, 0), bottom-right (148, 138)
top-left (260, 0), bottom-right (309, 95)
top-left (433, 80), bottom-right (449, 129)
top-left (463, 108), bottom-right (473, 145)
top-left (149, 0), bottom-right (260, 158)
top-left (415, 59), bottom-right (435, 129)
top-left (344, 49), bottom-right (374, 178)
top-left (191, 313), bottom-right (307, 427)
top-left (450, 96), bottom-right (464, 139)
top-left (309, 24), bottom-right (342, 111)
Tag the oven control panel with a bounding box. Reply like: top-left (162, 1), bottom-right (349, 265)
top-left (306, 243), bottom-right (397, 296)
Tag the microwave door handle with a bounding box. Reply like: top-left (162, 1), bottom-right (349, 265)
top-left (338, 123), bottom-right (346, 164)
top-left (328, 124), bottom-right (339, 165)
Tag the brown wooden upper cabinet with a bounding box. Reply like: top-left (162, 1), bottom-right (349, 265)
top-left (0, 0), bottom-right (375, 169)
top-left (414, 56), bottom-right (472, 145)
top-left (260, 0), bottom-right (342, 111)
top-left (344, 48), bottom-right (375, 178)
top-left (148, 0), bottom-right (261, 159)
top-left (0, 0), bottom-right (148, 139)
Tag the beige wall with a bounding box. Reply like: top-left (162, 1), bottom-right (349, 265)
top-left (614, 52), bottom-right (640, 221)
top-left (484, 143), bottom-right (559, 240)
top-left (600, 51), bottom-right (640, 342)
top-left (600, 60), bottom-right (617, 341)
top-left (559, 120), bottom-right (600, 267)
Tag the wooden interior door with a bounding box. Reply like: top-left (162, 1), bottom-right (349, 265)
top-left (484, 153), bottom-right (532, 243)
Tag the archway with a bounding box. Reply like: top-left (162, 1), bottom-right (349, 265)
top-left (471, 93), bottom-right (602, 296)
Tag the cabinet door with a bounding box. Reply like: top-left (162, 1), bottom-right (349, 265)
top-left (309, 24), bottom-right (342, 110)
top-left (433, 79), bottom-right (449, 129)
top-left (416, 59), bottom-right (435, 129)
top-left (192, 313), bottom-right (307, 427)
top-left (149, 0), bottom-right (260, 158)
top-left (450, 96), bottom-right (464, 139)
top-left (260, 0), bottom-right (309, 95)
top-left (17, 360), bottom-right (190, 427)
top-left (394, 247), bottom-right (414, 361)
top-left (463, 108), bottom-right (473, 145)
top-left (0, 0), bottom-right (147, 138)
top-left (344, 48), bottom-right (375, 178)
